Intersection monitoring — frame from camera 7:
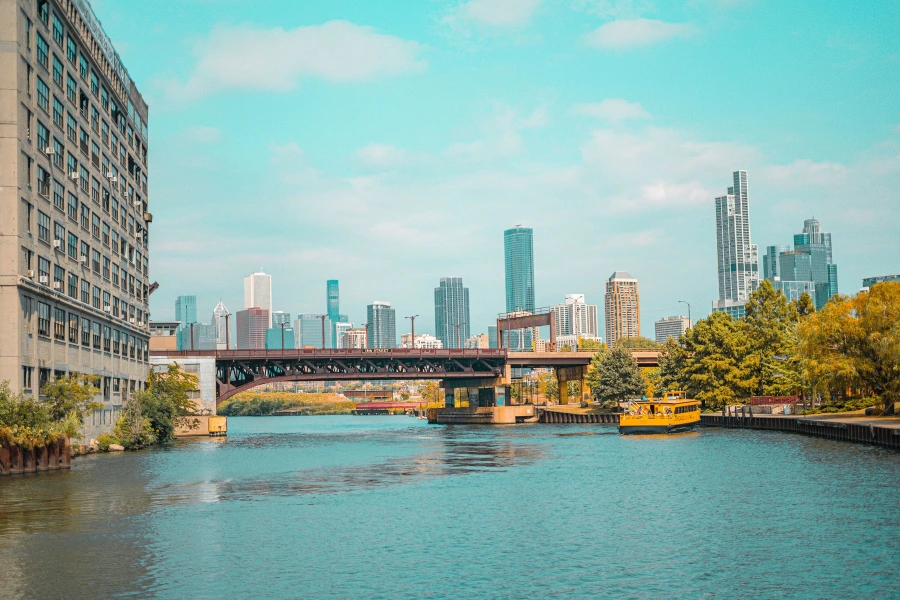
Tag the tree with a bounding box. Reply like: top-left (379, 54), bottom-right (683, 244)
top-left (538, 372), bottom-right (558, 401)
top-left (590, 347), bottom-right (645, 406)
top-left (578, 338), bottom-right (605, 351)
top-left (793, 292), bottom-right (816, 318)
top-left (681, 311), bottom-right (750, 410)
top-left (657, 336), bottom-right (687, 393)
top-left (614, 336), bottom-right (662, 350)
top-left (742, 279), bottom-right (801, 396)
top-left (41, 374), bottom-right (102, 425)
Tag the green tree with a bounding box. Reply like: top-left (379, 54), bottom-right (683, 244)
top-left (742, 279), bottom-right (801, 396)
top-left (614, 336), bottom-right (662, 349)
top-left (41, 374), bottom-right (102, 426)
top-left (657, 336), bottom-right (687, 392)
top-left (590, 347), bottom-right (644, 406)
top-left (578, 338), bottom-right (605, 351)
top-left (681, 311), bottom-right (750, 410)
top-left (538, 372), bottom-right (558, 401)
top-left (793, 291), bottom-right (816, 318)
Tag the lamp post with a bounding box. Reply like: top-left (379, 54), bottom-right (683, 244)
top-left (678, 300), bottom-right (692, 328)
top-left (405, 315), bottom-right (418, 349)
top-left (316, 315), bottom-right (327, 349)
top-left (224, 311), bottom-right (231, 350)
top-left (281, 321), bottom-right (285, 351)
top-left (455, 321), bottom-right (467, 349)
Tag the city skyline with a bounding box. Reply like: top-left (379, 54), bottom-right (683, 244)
top-left (126, 1), bottom-right (899, 339)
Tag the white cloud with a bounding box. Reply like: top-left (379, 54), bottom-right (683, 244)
top-left (573, 99), bottom-right (651, 123)
top-left (164, 21), bottom-right (426, 100)
top-left (759, 159), bottom-right (849, 187)
top-left (356, 144), bottom-right (429, 168)
top-left (585, 18), bottom-right (697, 50)
top-left (453, 0), bottom-right (543, 27)
top-left (445, 104), bottom-right (547, 162)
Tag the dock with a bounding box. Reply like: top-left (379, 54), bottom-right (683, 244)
top-left (700, 413), bottom-right (900, 450)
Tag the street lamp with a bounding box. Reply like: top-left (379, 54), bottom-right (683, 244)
top-left (678, 300), bottom-right (692, 327)
top-left (455, 321), bottom-right (467, 349)
top-left (316, 314), bottom-right (327, 349)
top-left (405, 315), bottom-right (418, 349)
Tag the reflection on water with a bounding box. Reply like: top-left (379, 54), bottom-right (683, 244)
top-left (1, 416), bottom-right (899, 599)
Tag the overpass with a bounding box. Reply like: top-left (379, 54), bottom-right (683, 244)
top-left (151, 347), bottom-right (659, 405)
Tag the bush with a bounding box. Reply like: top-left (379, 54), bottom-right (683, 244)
top-left (96, 433), bottom-right (119, 452)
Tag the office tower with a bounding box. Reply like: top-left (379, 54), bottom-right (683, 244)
top-left (326, 280), bottom-right (341, 346)
top-left (605, 272), bottom-right (641, 345)
top-left (271, 311), bottom-right (291, 328)
top-left (553, 294), bottom-right (600, 340)
top-left (0, 0), bottom-right (151, 441)
top-left (244, 271), bottom-right (273, 328)
top-left (342, 328), bottom-right (368, 349)
top-left (654, 316), bottom-right (692, 344)
top-left (236, 308), bottom-right (268, 350)
top-left (265, 327), bottom-right (295, 350)
top-left (713, 170), bottom-right (759, 319)
top-left (177, 323), bottom-right (217, 351)
top-left (434, 277), bottom-right (470, 348)
top-left (488, 325), bottom-right (498, 349)
top-left (334, 322), bottom-right (352, 348)
top-left (294, 314), bottom-right (332, 348)
top-left (763, 245), bottom-right (791, 280)
top-left (861, 274), bottom-right (900, 290)
top-left (504, 226), bottom-right (535, 313)
top-left (367, 301), bottom-right (396, 348)
top-left (793, 218), bottom-right (838, 309)
top-left (175, 295), bottom-right (197, 324)
top-left (211, 301), bottom-right (229, 349)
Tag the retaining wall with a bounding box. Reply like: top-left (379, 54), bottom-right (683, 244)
top-left (0, 438), bottom-right (72, 475)
top-left (701, 414), bottom-right (900, 450)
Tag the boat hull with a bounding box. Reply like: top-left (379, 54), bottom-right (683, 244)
top-left (618, 421), bottom-right (700, 435)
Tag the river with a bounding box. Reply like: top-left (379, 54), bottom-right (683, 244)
top-left (1, 416), bottom-right (898, 599)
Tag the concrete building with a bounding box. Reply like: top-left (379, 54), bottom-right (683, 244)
top-left (713, 170), bottom-right (759, 319)
top-left (149, 356), bottom-right (215, 415)
top-left (434, 276), bottom-right (470, 349)
top-left (149, 321), bottom-right (180, 352)
top-left (244, 271), bottom-right (272, 328)
top-left (553, 294), bottom-right (600, 339)
top-left (367, 301), bottom-right (396, 348)
top-left (236, 307), bottom-right (268, 350)
top-left (504, 226), bottom-right (534, 314)
top-left (464, 333), bottom-right (489, 349)
top-left (334, 321), bottom-right (352, 348)
top-left (265, 326), bottom-right (294, 350)
top-left (0, 0), bottom-right (152, 438)
top-left (400, 333), bottom-right (443, 349)
top-left (177, 322), bottom-right (217, 351)
top-left (862, 274), bottom-right (900, 291)
top-left (211, 300), bottom-right (229, 349)
top-left (654, 315), bottom-right (692, 344)
top-left (605, 272), bottom-right (640, 345)
top-left (341, 327), bottom-right (367, 349)
top-left (294, 313), bottom-right (330, 348)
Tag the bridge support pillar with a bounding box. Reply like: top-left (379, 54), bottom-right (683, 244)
top-left (556, 365), bottom-right (589, 405)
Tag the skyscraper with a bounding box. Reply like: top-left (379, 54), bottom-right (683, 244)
top-left (211, 301), bottom-right (230, 349)
top-left (654, 316), bottom-right (692, 344)
top-left (327, 280), bottom-right (340, 322)
top-left (714, 170), bottom-right (759, 319)
top-left (294, 314), bottom-right (331, 348)
top-left (367, 301), bottom-right (396, 349)
top-left (434, 277), bottom-right (470, 348)
top-left (265, 327), bottom-right (295, 350)
top-left (605, 272), bottom-right (641, 345)
top-left (271, 311), bottom-right (291, 328)
top-left (763, 245), bottom-right (791, 280)
top-left (236, 308), bottom-right (269, 350)
top-left (553, 294), bottom-right (600, 340)
top-left (244, 271), bottom-right (273, 328)
top-left (504, 226), bottom-right (535, 313)
top-left (763, 218), bottom-right (839, 309)
top-left (175, 295), bottom-right (197, 324)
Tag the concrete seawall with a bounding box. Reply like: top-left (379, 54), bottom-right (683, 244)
top-left (701, 414), bottom-right (900, 450)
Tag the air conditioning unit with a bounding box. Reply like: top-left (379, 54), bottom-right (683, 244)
top-left (43, 146), bottom-right (54, 155)
top-left (53, 239), bottom-right (62, 249)
top-left (69, 172), bottom-right (80, 181)
top-left (129, 318), bottom-right (135, 324)
top-left (143, 212), bottom-right (153, 223)
top-left (39, 275), bottom-right (49, 284)
top-left (104, 305), bottom-right (112, 312)
top-left (27, 269), bottom-right (35, 279)
top-left (79, 255), bottom-right (87, 264)
top-left (52, 281), bottom-right (61, 290)
top-left (106, 172), bottom-right (115, 179)
top-left (133, 199), bottom-right (141, 206)
top-left (110, 177), bottom-right (118, 184)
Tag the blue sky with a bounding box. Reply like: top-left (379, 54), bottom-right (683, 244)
top-left (95, 0), bottom-right (899, 338)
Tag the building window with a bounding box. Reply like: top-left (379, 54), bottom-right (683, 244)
top-left (52, 96), bottom-right (63, 127)
top-left (53, 220), bottom-right (64, 243)
top-left (37, 210), bottom-right (50, 242)
top-left (66, 36), bottom-right (76, 63)
top-left (92, 285), bottom-right (100, 309)
top-left (37, 301), bottom-right (50, 337)
top-left (112, 263), bottom-right (119, 287)
top-left (80, 280), bottom-right (89, 304)
top-left (52, 54), bottom-right (63, 86)
top-left (36, 33), bottom-right (48, 67)
top-left (81, 317), bottom-right (90, 347)
top-left (66, 112), bottom-right (76, 141)
top-left (79, 53), bottom-right (87, 80)
top-left (53, 307), bottom-right (65, 340)
top-left (22, 248), bottom-right (33, 274)
top-left (91, 177), bottom-right (99, 203)
top-left (52, 178), bottom-right (64, 209)
top-left (37, 121), bottom-right (49, 153)
top-left (68, 313), bottom-right (79, 343)
top-left (67, 192), bottom-right (77, 221)
top-left (38, 256), bottom-right (49, 284)
top-left (36, 76), bottom-right (49, 113)
top-left (80, 203), bottom-right (89, 230)
top-left (53, 263), bottom-right (64, 290)
top-left (92, 321), bottom-right (101, 349)
top-left (79, 239), bottom-right (88, 263)
top-left (91, 249), bottom-right (100, 274)
top-left (66, 73), bottom-right (76, 103)
top-left (79, 165), bottom-right (88, 191)
top-left (103, 326), bottom-right (111, 352)
top-left (52, 13), bottom-right (63, 45)
top-left (22, 366), bottom-right (34, 392)
top-left (36, 165), bottom-right (49, 198)
top-left (67, 272), bottom-right (77, 298)
top-left (90, 71), bottom-right (98, 96)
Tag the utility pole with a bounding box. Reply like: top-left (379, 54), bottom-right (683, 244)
top-left (189, 322), bottom-right (195, 351)
top-left (455, 321), bottom-right (466, 349)
top-left (224, 311), bottom-right (230, 350)
top-left (317, 314), bottom-right (327, 349)
top-left (405, 315), bottom-right (418, 349)
top-left (678, 300), bottom-right (692, 328)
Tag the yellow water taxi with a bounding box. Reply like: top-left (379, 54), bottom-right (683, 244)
top-left (619, 391), bottom-right (700, 435)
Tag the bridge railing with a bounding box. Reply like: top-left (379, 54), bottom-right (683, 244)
top-left (151, 348), bottom-right (510, 359)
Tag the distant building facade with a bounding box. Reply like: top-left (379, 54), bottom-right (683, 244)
top-left (175, 295), bottom-right (197, 325)
top-left (211, 301), bottom-right (229, 349)
top-left (764, 218), bottom-right (839, 309)
top-left (177, 323), bottom-right (217, 351)
top-left (504, 226), bottom-right (535, 313)
top-left (265, 327), bottom-right (295, 350)
top-left (244, 271), bottom-right (273, 328)
top-left (654, 316), bottom-right (692, 344)
top-left (342, 328), bottom-right (368, 349)
top-left (295, 313), bottom-right (331, 348)
top-left (605, 272), bottom-right (640, 345)
top-left (464, 333), bottom-right (490, 349)
top-left (272, 311), bottom-right (291, 328)
top-left (553, 294), bottom-right (600, 340)
top-left (434, 277), bottom-right (470, 348)
top-left (236, 308), bottom-right (268, 350)
top-left (401, 333), bottom-right (443, 349)
top-left (334, 322), bottom-right (352, 348)
top-left (713, 170), bottom-right (759, 319)
top-left (862, 274), bottom-right (900, 291)
top-left (367, 301), bottom-right (396, 348)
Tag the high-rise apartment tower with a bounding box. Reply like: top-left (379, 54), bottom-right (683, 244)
top-left (713, 170), bottom-right (759, 319)
top-left (504, 226), bottom-right (534, 313)
top-left (244, 271), bottom-right (272, 328)
top-left (434, 277), bottom-right (470, 349)
top-left (605, 272), bottom-right (640, 345)
top-left (367, 301), bottom-right (396, 349)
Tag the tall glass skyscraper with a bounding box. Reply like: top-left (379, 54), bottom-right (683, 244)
top-left (765, 218), bottom-right (838, 309)
top-left (211, 301), bottom-right (230, 349)
top-left (713, 170), bottom-right (759, 319)
top-left (327, 280), bottom-right (340, 322)
top-left (434, 277), bottom-right (470, 349)
top-left (244, 271), bottom-right (273, 328)
top-left (367, 301), bottom-right (396, 349)
top-left (504, 226), bottom-right (535, 313)
top-left (175, 295), bottom-right (197, 324)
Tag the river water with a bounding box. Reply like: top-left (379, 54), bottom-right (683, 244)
top-left (1, 416), bottom-right (899, 599)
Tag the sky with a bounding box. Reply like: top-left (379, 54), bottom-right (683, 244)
top-left (93, 0), bottom-right (900, 339)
